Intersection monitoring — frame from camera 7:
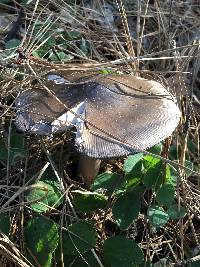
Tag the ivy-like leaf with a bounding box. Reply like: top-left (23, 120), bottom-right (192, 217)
top-left (57, 221), bottom-right (97, 256)
top-left (5, 39), bottom-right (21, 49)
top-left (123, 153), bottom-right (143, 174)
top-left (167, 204), bottom-right (186, 220)
top-left (103, 236), bottom-right (144, 267)
top-left (156, 183), bottom-right (175, 206)
top-left (148, 205), bottom-right (169, 227)
top-left (26, 181), bottom-right (63, 213)
top-left (0, 130), bottom-right (27, 165)
top-left (24, 217), bottom-right (59, 267)
top-left (147, 143), bottom-right (162, 155)
top-left (92, 172), bottom-right (123, 195)
top-left (0, 213), bottom-right (10, 235)
top-left (73, 190), bottom-right (107, 213)
top-left (112, 188), bottom-right (142, 230)
top-left (143, 158), bottom-right (170, 189)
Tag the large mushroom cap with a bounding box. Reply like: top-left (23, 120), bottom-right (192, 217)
top-left (14, 74), bottom-right (181, 158)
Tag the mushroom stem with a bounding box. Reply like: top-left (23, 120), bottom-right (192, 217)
top-left (78, 155), bottom-right (101, 188)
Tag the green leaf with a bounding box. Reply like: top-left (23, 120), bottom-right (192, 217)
top-left (167, 204), bottom-right (186, 220)
top-left (0, 139), bottom-right (8, 160)
top-left (49, 52), bottom-right (74, 62)
top-left (148, 206), bottom-right (169, 227)
top-left (0, 130), bottom-right (27, 165)
top-left (169, 144), bottom-right (181, 160)
top-left (140, 260), bottom-right (153, 267)
top-left (143, 155), bottom-right (160, 169)
top-left (92, 172), bottom-right (123, 195)
top-left (24, 217), bottom-right (59, 267)
top-left (148, 143), bottom-right (162, 155)
top-left (0, 213), bottom-right (11, 235)
top-left (117, 176), bottom-right (141, 195)
top-left (187, 138), bottom-right (198, 153)
top-left (183, 160), bottom-right (194, 177)
top-left (5, 39), bottom-right (21, 49)
top-left (112, 188), bottom-right (141, 230)
top-left (153, 258), bottom-right (171, 266)
top-left (70, 251), bottom-right (100, 267)
top-left (103, 236), bottom-right (144, 267)
top-left (25, 181), bottom-right (63, 213)
top-left (156, 183), bottom-right (175, 206)
top-left (32, 49), bottom-right (47, 58)
top-left (58, 221), bottom-right (97, 256)
top-left (143, 160), bottom-right (165, 188)
top-left (9, 130), bottom-right (27, 162)
top-left (123, 153), bottom-right (143, 174)
top-left (63, 31), bottom-right (81, 40)
top-left (189, 260), bottom-right (200, 267)
top-left (73, 190), bottom-right (107, 213)
top-left (172, 160), bottom-right (193, 178)
top-left (0, 0), bottom-right (10, 3)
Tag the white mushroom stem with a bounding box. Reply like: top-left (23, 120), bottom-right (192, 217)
top-left (78, 155), bottom-right (101, 188)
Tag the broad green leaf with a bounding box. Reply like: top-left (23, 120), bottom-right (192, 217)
top-left (148, 143), bottom-right (162, 155)
top-left (0, 139), bottom-right (8, 160)
top-left (172, 160), bottom-right (193, 178)
top-left (156, 183), bottom-right (175, 206)
top-left (187, 138), bottom-right (198, 153)
top-left (140, 260), bottom-right (153, 267)
top-left (148, 206), bottom-right (169, 227)
top-left (112, 188), bottom-right (141, 230)
top-left (73, 190), bottom-right (107, 213)
top-left (56, 250), bottom-right (100, 267)
top-left (103, 236), bottom-right (144, 267)
top-left (92, 172), bottom-right (123, 195)
top-left (58, 221), bottom-right (97, 256)
top-left (167, 204), bottom-right (186, 220)
top-left (5, 39), bottom-right (21, 49)
top-left (0, 130), bottom-right (27, 165)
top-left (123, 153), bottom-right (143, 174)
top-left (189, 260), bottom-right (200, 267)
top-left (143, 155), bottom-right (160, 169)
top-left (9, 130), bottom-right (27, 161)
top-left (32, 49), bottom-right (47, 58)
top-left (70, 251), bottom-right (100, 267)
top-left (153, 258), bottom-right (172, 266)
top-left (24, 217), bottom-right (59, 267)
top-left (0, 0), bottom-right (10, 3)
top-left (183, 160), bottom-right (193, 177)
top-left (26, 181), bottom-right (63, 213)
top-left (0, 213), bottom-right (10, 235)
top-left (143, 160), bottom-right (165, 188)
top-left (49, 52), bottom-right (74, 62)
top-left (63, 31), bottom-right (81, 40)
top-left (117, 176), bottom-right (141, 194)
top-left (99, 69), bottom-right (114, 75)
top-left (169, 144), bottom-right (181, 160)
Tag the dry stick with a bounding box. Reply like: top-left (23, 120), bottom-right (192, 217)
top-left (6, 118), bottom-right (12, 199)
top-left (39, 137), bottom-right (65, 193)
top-left (136, 0), bottom-right (141, 61)
top-left (172, 38), bottom-right (187, 262)
top-left (139, 0), bottom-right (150, 57)
top-left (20, 43), bottom-right (200, 71)
top-left (25, 62), bottom-right (200, 178)
top-left (116, 0), bottom-right (137, 69)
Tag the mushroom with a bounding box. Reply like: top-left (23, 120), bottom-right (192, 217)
top-left (14, 73), bottom-right (181, 187)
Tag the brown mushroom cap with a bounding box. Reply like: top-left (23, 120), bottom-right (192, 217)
top-left (14, 74), bottom-right (181, 158)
